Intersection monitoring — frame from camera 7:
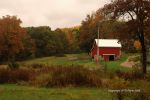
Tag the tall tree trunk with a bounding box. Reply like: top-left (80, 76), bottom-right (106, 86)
top-left (139, 30), bottom-right (147, 74)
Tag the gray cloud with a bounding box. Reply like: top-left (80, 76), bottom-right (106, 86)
top-left (0, 0), bottom-right (110, 29)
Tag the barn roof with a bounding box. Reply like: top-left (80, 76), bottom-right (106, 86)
top-left (95, 39), bottom-right (122, 48)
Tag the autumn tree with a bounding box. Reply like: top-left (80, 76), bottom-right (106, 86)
top-left (79, 8), bottom-right (124, 52)
top-left (16, 33), bottom-right (36, 60)
top-left (79, 9), bottom-right (104, 52)
top-left (60, 26), bottom-right (81, 53)
top-left (0, 15), bottom-right (26, 63)
top-left (104, 0), bottom-right (150, 74)
top-left (54, 28), bottom-right (70, 54)
top-left (27, 26), bottom-right (69, 57)
top-left (27, 26), bottom-right (54, 57)
top-left (134, 40), bottom-right (142, 50)
top-left (116, 22), bottom-right (139, 53)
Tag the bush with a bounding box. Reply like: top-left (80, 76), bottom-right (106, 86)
top-left (130, 92), bottom-right (150, 100)
top-left (128, 55), bottom-right (141, 62)
top-left (108, 77), bottom-right (130, 100)
top-left (8, 61), bottom-right (20, 69)
top-left (0, 68), bottom-right (34, 83)
top-left (115, 67), bottom-right (150, 81)
top-left (30, 64), bottom-right (45, 69)
top-left (0, 65), bottom-right (102, 87)
top-left (48, 66), bottom-right (102, 87)
top-left (0, 68), bottom-right (10, 83)
top-left (30, 65), bottom-right (102, 87)
top-left (10, 69), bottom-right (32, 83)
top-left (30, 74), bottom-right (51, 87)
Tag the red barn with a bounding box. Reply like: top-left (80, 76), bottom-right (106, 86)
top-left (90, 39), bottom-right (122, 61)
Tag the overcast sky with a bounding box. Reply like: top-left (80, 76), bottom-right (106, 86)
top-left (0, 0), bottom-right (110, 30)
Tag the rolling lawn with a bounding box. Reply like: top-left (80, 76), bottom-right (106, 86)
top-left (1, 53), bottom-right (150, 100)
top-left (19, 53), bottom-right (99, 70)
top-left (19, 53), bottom-right (131, 71)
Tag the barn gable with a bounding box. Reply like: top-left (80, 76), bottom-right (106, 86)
top-left (91, 39), bottom-right (122, 61)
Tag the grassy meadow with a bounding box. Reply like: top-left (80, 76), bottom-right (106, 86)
top-left (19, 53), bottom-right (97, 69)
top-left (0, 53), bottom-right (150, 100)
top-left (19, 53), bottom-right (131, 71)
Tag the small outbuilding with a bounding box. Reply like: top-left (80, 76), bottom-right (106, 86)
top-left (90, 39), bottom-right (122, 61)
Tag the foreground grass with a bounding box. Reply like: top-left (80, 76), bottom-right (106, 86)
top-left (0, 84), bottom-right (111, 100)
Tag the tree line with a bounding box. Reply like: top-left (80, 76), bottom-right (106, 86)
top-left (0, 16), bottom-right (81, 64)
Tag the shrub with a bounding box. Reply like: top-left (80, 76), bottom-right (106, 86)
top-left (108, 77), bottom-right (130, 100)
top-left (10, 69), bottom-right (32, 83)
top-left (115, 65), bottom-right (145, 81)
top-left (46, 66), bottom-right (102, 87)
top-left (8, 61), bottom-right (20, 69)
top-left (130, 92), bottom-right (150, 100)
top-left (30, 65), bottom-right (102, 87)
top-left (30, 64), bottom-right (45, 69)
top-left (128, 55), bottom-right (141, 62)
top-left (0, 65), bottom-right (102, 87)
top-left (116, 72), bottom-right (133, 81)
top-left (0, 68), bottom-right (10, 83)
top-left (132, 64), bottom-right (144, 79)
top-left (0, 68), bottom-right (34, 84)
top-left (30, 74), bottom-right (51, 87)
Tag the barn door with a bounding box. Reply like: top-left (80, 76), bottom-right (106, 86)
top-left (109, 55), bottom-right (115, 61)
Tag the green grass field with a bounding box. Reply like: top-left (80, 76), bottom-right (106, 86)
top-left (0, 84), bottom-right (112, 100)
top-left (19, 53), bottom-right (99, 70)
top-left (19, 53), bottom-right (132, 71)
top-left (103, 53), bottom-right (132, 72)
top-left (1, 53), bottom-right (148, 100)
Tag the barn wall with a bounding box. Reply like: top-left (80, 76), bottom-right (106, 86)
top-left (91, 46), bottom-right (121, 61)
top-left (99, 47), bottom-right (121, 56)
top-left (103, 55), bottom-right (109, 61)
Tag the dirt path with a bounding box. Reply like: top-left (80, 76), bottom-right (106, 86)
top-left (121, 60), bottom-right (135, 68)
top-left (121, 58), bottom-right (150, 71)
top-left (121, 56), bottom-right (136, 68)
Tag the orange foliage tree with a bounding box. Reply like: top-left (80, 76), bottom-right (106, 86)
top-left (0, 15), bottom-right (26, 62)
top-left (104, 0), bottom-right (150, 74)
top-left (134, 40), bottom-right (142, 50)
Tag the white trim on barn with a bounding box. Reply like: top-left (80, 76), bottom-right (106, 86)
top-left (102, 54), bottom-right (116, 55)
